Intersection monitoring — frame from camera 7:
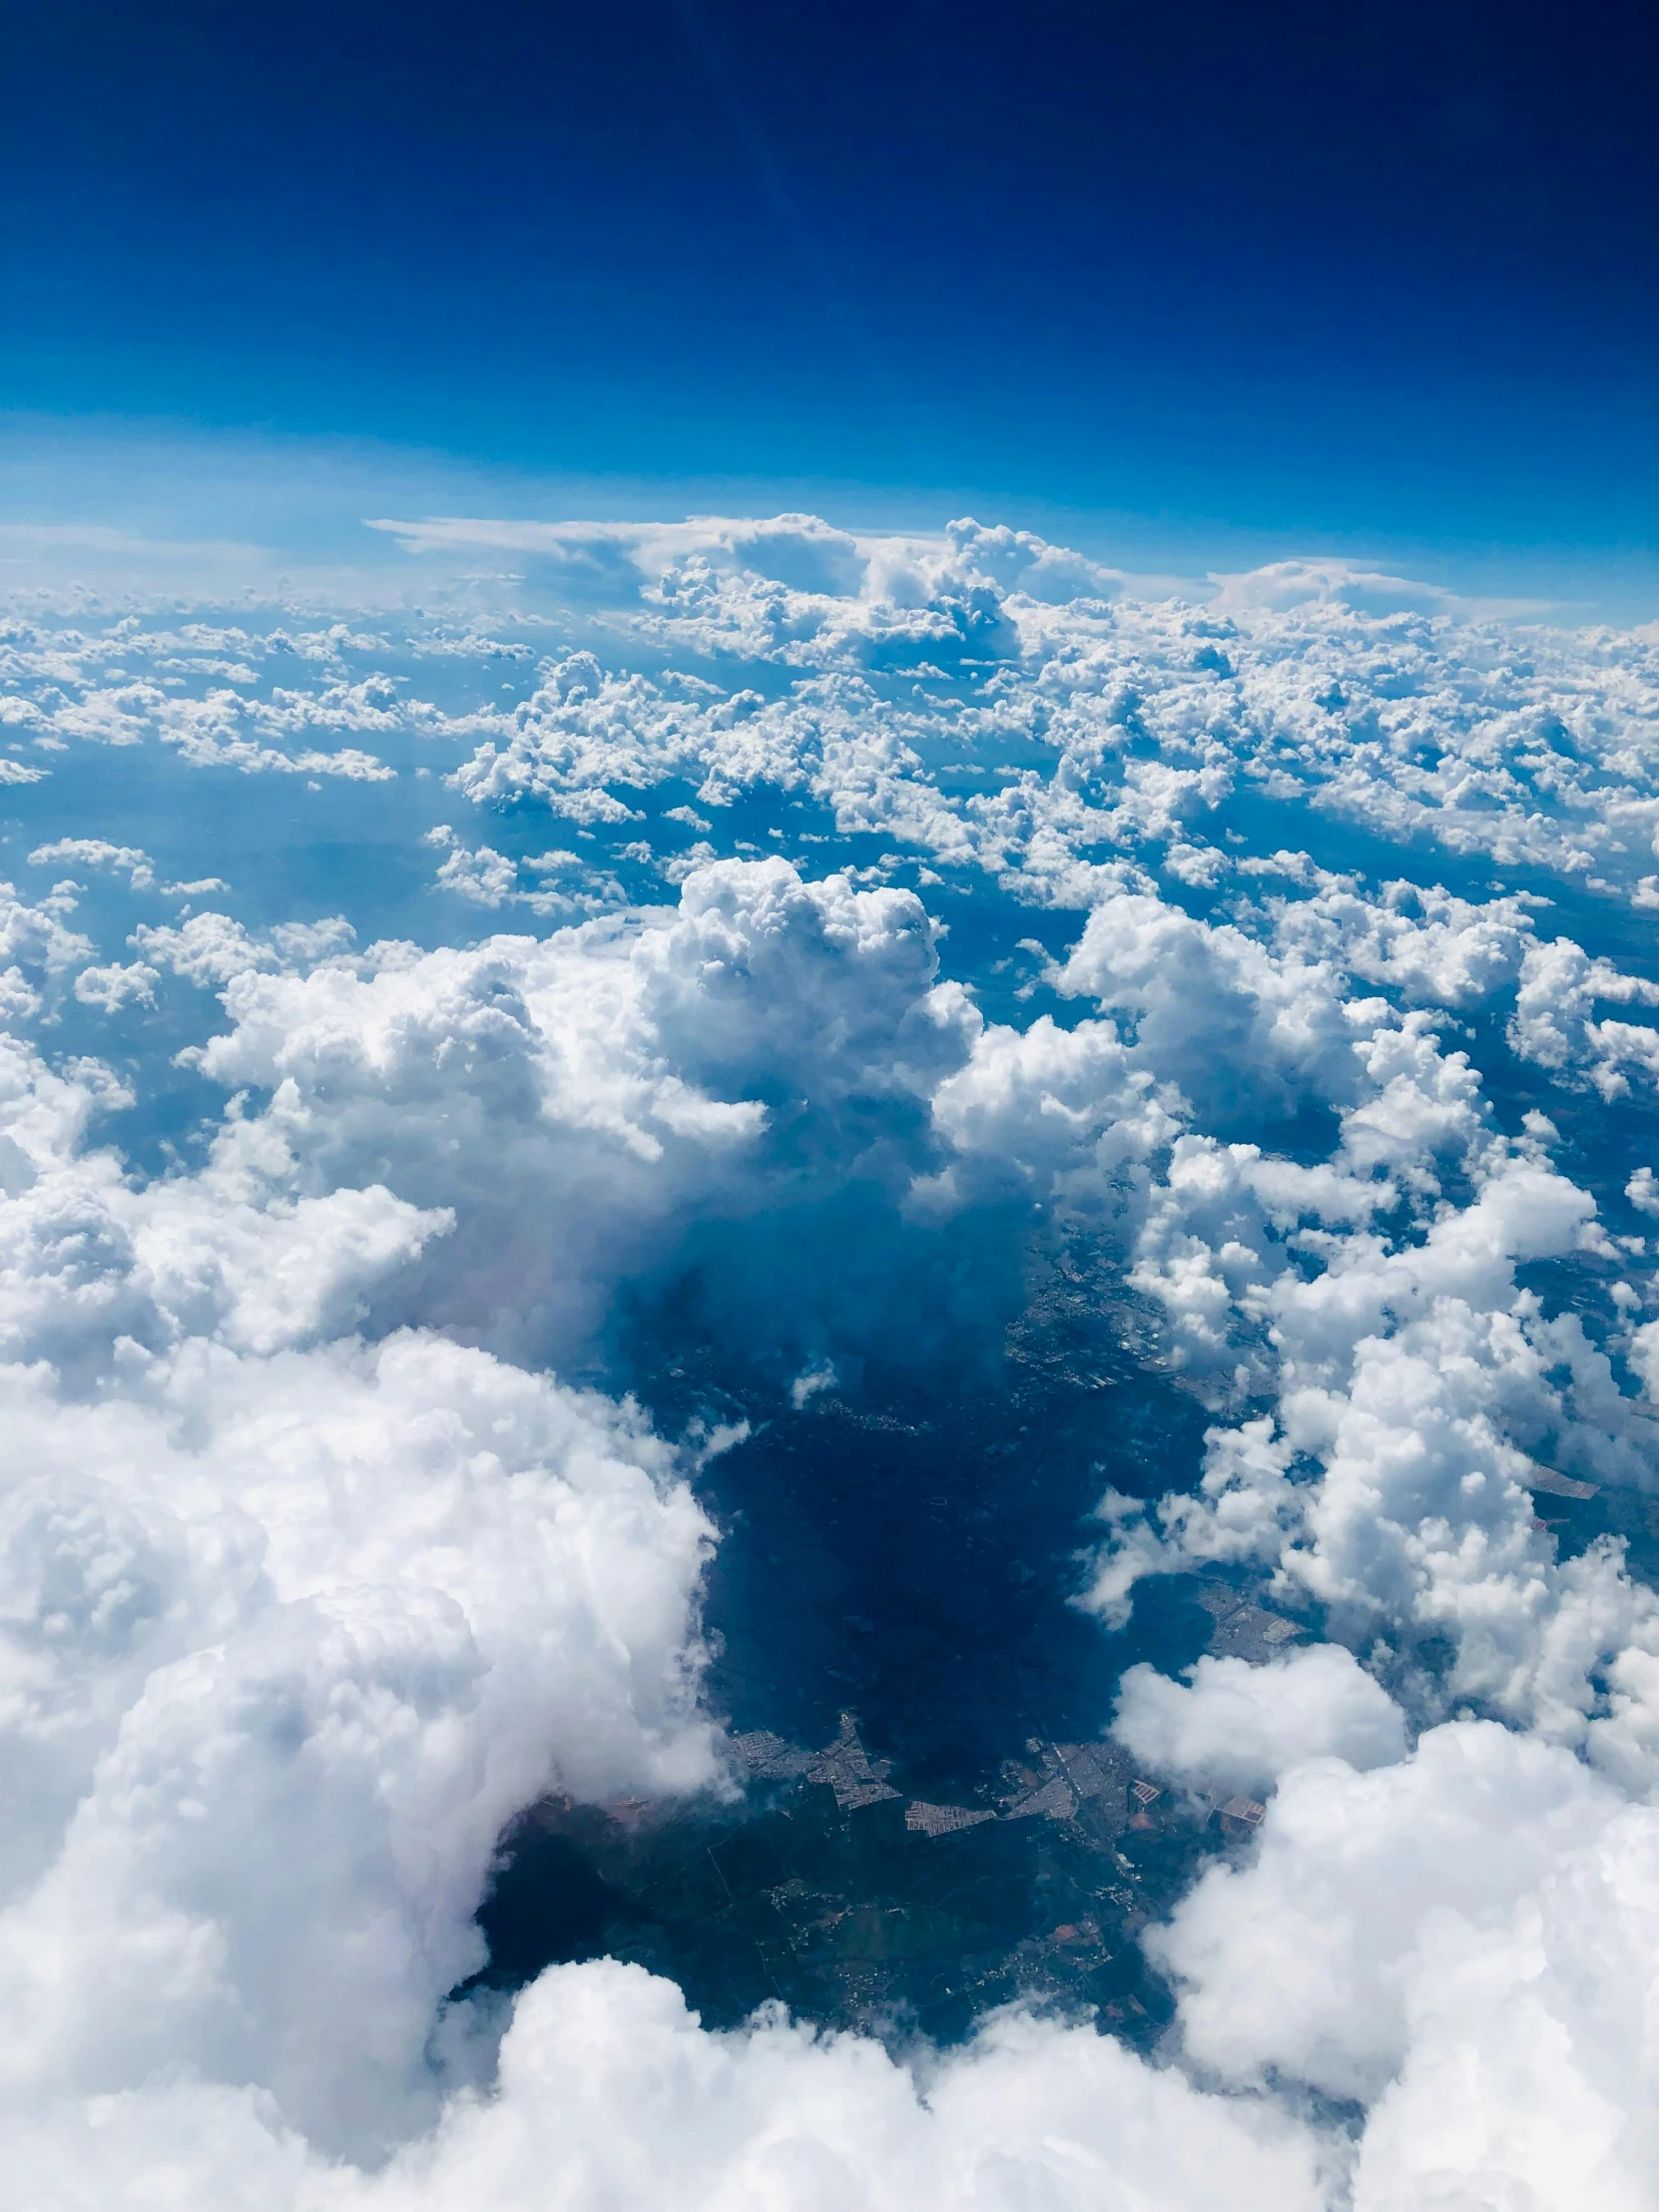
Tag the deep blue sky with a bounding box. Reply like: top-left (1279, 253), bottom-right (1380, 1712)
top-left (1, 0), bottom-right (1655, 561)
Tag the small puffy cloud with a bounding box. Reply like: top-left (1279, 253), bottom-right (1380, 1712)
top-left (271, 917), bottom-right (356, 963)
top-left (1049, 890), bottom-right (1360, 1127)
top-left (72, 959), bottom-right (159, 1012)
top-left (1113, 1645), bottom-right (1408, 1797)
top-left (0, 878), bottom-right (94, 984)
top-left (919, 1010), bottom-right (1175, 1224)
top-left (27, 837), bottom-right (155, 889)
top-left (131, 910), bottom-right (276, 984)
top-left (1510, 936), bottom-right (1659, 1099)
top-left (160, 873), bottom-right (231, 897)
top-left (432, 838), bottom-right (627, 917)
top-left (434, 838), bottom-right (518, 905)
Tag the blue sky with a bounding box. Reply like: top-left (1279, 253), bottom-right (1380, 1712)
top-left (0, 0), bottom-right (1654, 590)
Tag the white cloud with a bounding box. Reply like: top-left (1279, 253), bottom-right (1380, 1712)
top-left (0, 989), bottom-right (723, 2139)
top-left (919, 1009), bottom-right (1176, 1223)
top-left (132, 910), bottom-right (277, 984)
top-left (7, 507), bottom-right (1659, 2212)
top-left (72, 960), bottom-right (159, 1011)
top-left (27, 837), bottom-right (155, 889)
top-left (8, 1959), bottom-right (1330, 2212)
top-left (431, 837), bottom-right (627, 917)
top-left (0, 877), bottom-right (94, 999)
top-left (1511, 936), bottom-right (1659, 1098)
top-left (1083, 1139), bottom-right (1659, 1777)
top-left (1206, 557), bottom-right (1473, 619)
top-left (1113, 1645), bottom-right (1408, 1797)
top-left (1048, 890), bottom-right (1364, 1125)
top-left (0, 1334), bottom-right (718, 2159)
top-left (157, 859), bottom-right (980, 1371)
top-left (0, 993), bottom-right (722, 2181)
top-left (1148, 1718), bottom-right (1659, 2212)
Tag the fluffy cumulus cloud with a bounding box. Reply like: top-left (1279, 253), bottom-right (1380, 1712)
top-left (10, 1961), bottom-right (1331, 2212)
top-left (0, 1000), bottom-right (736, 2190)
top-left (0, 1339), bottom-right (718, 2151)
top-left (0, 877), bottom-right (733, 2179)
top-left (3, 514), bottom-right (1659, 2206)
top-left (1151, 1720), bottom-right (1659, 2211)
top-left (152, 856), bottom-right (990, 1373)
top-left (1113, 1644), bottom-right (1408, 1796)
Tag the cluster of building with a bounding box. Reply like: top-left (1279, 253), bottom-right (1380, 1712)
top-left (735, 1598), bottom-right (1299, 1859)
top-left (735, 1715), bottom-right (1157, 1842)
top-left (733, 1714), bottom-right (900, 1814)
top-left (905, 1800), bottom-right (994, 1837)
top-left (1000, 1737), bottom-right (1136, 1831)
top-left (735, 1706), bottom-right (1192, 1851)
top-left (1195, 1587), bottom-right (1305, 1662)
top-left (1219, 1795), bottom-right (1266, 1835)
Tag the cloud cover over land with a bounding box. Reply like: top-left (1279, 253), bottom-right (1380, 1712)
top-left (3, 514), bottom-right (1659, 2206)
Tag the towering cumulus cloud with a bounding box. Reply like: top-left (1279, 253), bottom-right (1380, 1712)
top-left (2, 515), bottom-right (1659, 2205)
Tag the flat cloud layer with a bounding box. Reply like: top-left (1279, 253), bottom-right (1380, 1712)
top-left (2, 514), bottom-right (1659, 2205)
